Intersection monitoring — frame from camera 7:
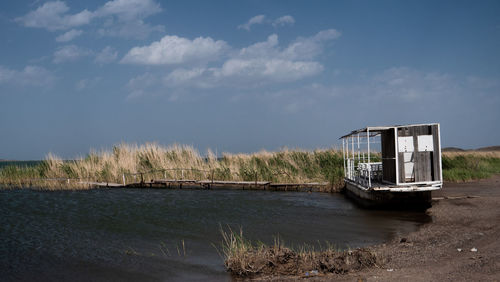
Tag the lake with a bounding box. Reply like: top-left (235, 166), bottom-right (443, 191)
top-left (0, 188), bottom-right (430, 281)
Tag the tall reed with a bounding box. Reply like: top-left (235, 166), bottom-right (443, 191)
top-left (0, 143), bottom-right (344, 189)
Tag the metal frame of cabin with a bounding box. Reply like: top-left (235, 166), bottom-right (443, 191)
top-left (340, 123), bottom-right (442, 192)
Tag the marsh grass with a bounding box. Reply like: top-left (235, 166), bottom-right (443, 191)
top-left (0, 143), bottom-right (344, 189)
top-left (218, 227), bottom-right (376, 277)
top-left (1, 143), bottom-right (499, 189)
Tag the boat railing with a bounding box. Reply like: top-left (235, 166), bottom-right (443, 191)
top-left (346, 161), bottom-right (382, 188)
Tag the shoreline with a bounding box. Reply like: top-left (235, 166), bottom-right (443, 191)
top-left (250, 175), bottom-right (500, 281)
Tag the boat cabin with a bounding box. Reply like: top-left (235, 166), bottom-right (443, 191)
top-left (340, 123), bottom-right (442, 192)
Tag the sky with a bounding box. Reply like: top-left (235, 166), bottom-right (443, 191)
top-left (0, 0), bottom-right (499, 160)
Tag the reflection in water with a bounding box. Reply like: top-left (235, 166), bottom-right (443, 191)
top-left (0, 189), bottom-right (430, 281)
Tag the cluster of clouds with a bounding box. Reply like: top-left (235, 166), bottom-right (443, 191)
top-left (15, 0), bottom-right (163, 40)
top-left (258, 67), bottom-right (499, 114)
top-left (9, 0), bottom-right (324, 96)
top-left (0, 65), bottom-right (55, 87)
top-left (238, 15), bottom-right (295, 31)
top-left (9, 2), bottom-right (496, 116)
top-left (123, 29), bottom-right (341, 97)
top-left (52, 45), bottom-right (118, 64)
top-left (121, 36), bottom-right (230, 65)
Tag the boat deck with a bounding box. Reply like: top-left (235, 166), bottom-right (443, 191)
top-left (346, 179), bottom-right (442, 192)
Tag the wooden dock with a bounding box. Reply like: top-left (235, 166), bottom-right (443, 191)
top-left (78, 179), bottom-right (332, 192)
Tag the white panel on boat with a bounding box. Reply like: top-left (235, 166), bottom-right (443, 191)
top-left (417, 135), bottom-right (434, 152)
top-left (403, 152), bottom-right (414, 162)
top-left (404, 162), bottom-right (414, 179)
top-left (398, 136), bottom-right (414, 153)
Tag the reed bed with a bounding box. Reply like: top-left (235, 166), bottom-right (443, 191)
top-left (1, 143), bottom-right (499, 189)
top-left (0, 143), bottom-right (344, 189)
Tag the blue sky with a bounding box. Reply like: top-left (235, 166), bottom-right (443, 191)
top-left (1, 0), bottom-right (499, 160)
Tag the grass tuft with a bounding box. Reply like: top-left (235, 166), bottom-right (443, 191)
top-left (218, 227), bottom-right (377, 278)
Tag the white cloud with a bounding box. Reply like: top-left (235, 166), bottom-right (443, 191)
top-left (97, 19), bottom-right (164, 39)
top-left (258, 68), bottom-right (463, 113)
top-left (0, 65), bottom-right (55, 87)
top-left (121, 35), bottom-right (229, 65)
top-left (126, 72), bottom-right (162, 99)
top-left (214, 58), bottom-right (322, 82)
top-left (272, 15), bottom-right (295, 27)
top-left (238, 15), bottom-right (296, 30)
top-left (124, 29), bottom-right (341, 98)
top-left (238, 34), bottom-right (279, 58)
top-left (237, 30), bottom-right (341, 61)
top-left (164, 68), bottom-right (210, 88)
top-left (17, 0), bottom-right (164, 39)
top-left (94, 46), bottom-right (118, 64)
top-left (282, 29), bottom-right (341, 60)
top-left (53, 45), bottom-right (93, 63)
top-left (94, 0), bottom-right (161, 20)
top-left (15, 1), bottom-right (93, 31)
top-left (94, 0), bottom-right (164, 39)
top-left (369, 67), bottom-right (457, 101)
top-left (238, 15), bottom-right (266, 31)
top-left (265, 67), bottom-right (457, 107)
top-left (55, 29), bottom-right (83, 42)
top-left (176, 30), bottom-right (338, 85)
top-left (76, 77), bottom-right (102, 91)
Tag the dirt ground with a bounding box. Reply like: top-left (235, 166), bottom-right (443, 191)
top-left (326, 174), bottom-right (500, 281)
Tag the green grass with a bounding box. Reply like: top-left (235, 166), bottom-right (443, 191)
top-left (0, 164), bottom-right (41, 185)
top-left (442, 154), bottom-right (500, 182)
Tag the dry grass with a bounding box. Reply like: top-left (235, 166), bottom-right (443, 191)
top-left (443, 151), bottom-right (500, 158)
top-left (219, 227), bottom-right (377, 278)
top-left (0, 143), bottom-right (344, 189)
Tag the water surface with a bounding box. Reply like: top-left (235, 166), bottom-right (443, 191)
top-left (0, 188), bottom-right (430, 281)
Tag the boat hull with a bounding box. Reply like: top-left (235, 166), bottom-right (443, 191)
top-left (345, 181), bottom-right (432, 210)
